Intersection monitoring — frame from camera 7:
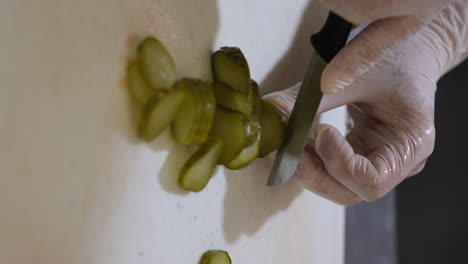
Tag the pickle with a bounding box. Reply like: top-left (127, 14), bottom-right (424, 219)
top-left (138, 90), bottom-right (185, 141)
top-left (225, 139), bottom-right (260, 170)
top-left (212, 47), bottom-right (251, 94)
top-left (127, 61), bottom-right (154, 105)
top-left (210, 107), bottom-right (249, 165)
top-left (213, 82), bottom-right (250, 115)
top-left (178, 139), bottom-right (223, 192)
top-left (226, 81), bottom-right (262, 169)
top-left (137, 37), bottom-right (176, 90)
top-left (172, 79), bottom-right (215, 145)
top-left (199, 250), bottom-right (232, 264)
top-left (195, 85), bottom-right (217, 141)
top-left (258, 100), bottom-right (286, 157)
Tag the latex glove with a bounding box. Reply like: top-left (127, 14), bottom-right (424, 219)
top-left (265, 1), bottom-right (468, 205)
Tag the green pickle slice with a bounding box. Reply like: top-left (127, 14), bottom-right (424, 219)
top-left (225, 140), bottom-right (260, 170)
top-left (138, 90), bottom-right (185, 142)
top-left (258, 100), bottom-right (286, 157)
top-left (199, 250), bottom-right (232, 264)
top-left (213, 82), bottom-right (250, 115)
top-left (210, 107), bottom-right (249, 165)
top-left (194, 85), bottom-right (217, 141)
top-left (172, 78), bottom-right (215, 145)
top-left (178, 139), bottom-right (223, 192)
top-left (226, 80), bottom-right (262, 169)
top-left (212, 47), bottom-right (251, 94)
top-left (127, 61), bottom-right (155, 105)
top-left (137, 37), bottom-right (177, 90)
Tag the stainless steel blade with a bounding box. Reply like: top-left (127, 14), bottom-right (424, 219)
top-left (267, 51), bottom-right (327, 186)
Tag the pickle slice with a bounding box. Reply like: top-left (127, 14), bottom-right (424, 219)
top-left (212, 47), bottom-right (251, 94)
top-left (138, 90), bottom-right (185, 142)
top-left (213, 82), bottom-right (250, 115)
top-left (258, 100), bottom-right (286, 157)
top-left (225, 139), bottom-right (260, 170)
top-left (199, 250), bottom-right (232, 264)
top-left (127, 61), bottom-right (155, 105)
top-left (225, 81), bottom-right (262, 169)
top-left (194, 83), bottom-right (217, 142)
top-left (178, 139), bottom-right (223, 192)
top-left (210, 107), bottom-right (249, 165)
top-left (172, 79), bottom-right (215, 145)
top-left (137, 37), bottom-right (176, 90)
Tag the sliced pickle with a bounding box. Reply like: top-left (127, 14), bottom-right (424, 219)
top-left (210, 107), bottom-right (249, 165)
top-left (225, 139), bottom-right (260, 170)
top-left (199, 250), bottom-right (232, 264)
top-left (178, 139), bottom-right (223, 192)
top-left (172, 78), bottom-right (215, 145)
top-left (127, 61), bottom-right (154, 105)
top-left (137, 37), bottom-right (176, 90)
top-left (138, 90), bottom-right (185, 141)
top-left (194, 83), bottom-right (217, 141)
top-left (226, 81), bottom-right (262, 169)
top-left (212, 47), bottom-right (251, 94)
top-left (213, 82), bottom-right (250, 115)
top-left (258, 100), bottom-right (286, 157)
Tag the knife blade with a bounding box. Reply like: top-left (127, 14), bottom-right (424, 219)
top-left (267, 12), bottom-right (352, 186)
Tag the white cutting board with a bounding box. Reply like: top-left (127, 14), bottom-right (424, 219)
top-left (0, 0), bottom-right (345, 263)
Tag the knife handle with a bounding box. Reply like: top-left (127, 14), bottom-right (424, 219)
top-left (311, 12), bottom-right (353, 63)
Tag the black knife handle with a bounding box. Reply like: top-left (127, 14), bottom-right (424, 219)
top-left (311, 12), bottom-right (353, 63)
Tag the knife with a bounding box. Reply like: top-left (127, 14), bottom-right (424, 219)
top-left (267, 12), bottom-right (353, 186)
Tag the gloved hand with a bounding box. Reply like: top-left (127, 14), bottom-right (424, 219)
top-left (265, 0), bottom-right (468, 205)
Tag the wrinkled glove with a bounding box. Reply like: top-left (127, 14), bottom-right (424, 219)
top-left (265, 0), bottom-right (468, 205)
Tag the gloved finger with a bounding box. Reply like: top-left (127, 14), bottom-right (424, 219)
top-left (262, 83), bottom-right (299, 117)
top-left (313, 123), bottom-right (398, 201)
top-left (409, 160), bottom-right (428, 176)
top-left (317, 0), bottom-right (453, 25)
top-left (321, 15), bottom-right (426, 94)
top-left (295, 144), bottom-right (362, 206)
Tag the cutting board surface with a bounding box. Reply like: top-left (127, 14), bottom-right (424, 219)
top-left (0, 0), bottom-right (345, 263)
